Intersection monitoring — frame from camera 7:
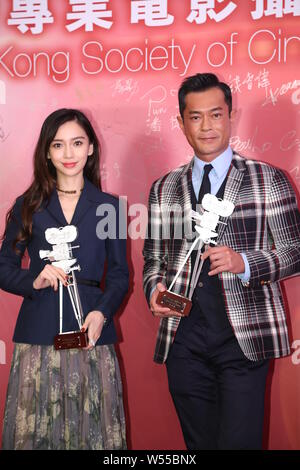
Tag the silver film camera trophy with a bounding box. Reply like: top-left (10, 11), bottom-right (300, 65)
top-left (157, 194), bottom-right (235, 316)
top-left (39, 225), bottom-right (89, 350)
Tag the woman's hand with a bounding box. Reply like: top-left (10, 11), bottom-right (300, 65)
top-left (82, 310), bottom-right (106, 350)
top-left (33, 264), bottom-right (67, 291)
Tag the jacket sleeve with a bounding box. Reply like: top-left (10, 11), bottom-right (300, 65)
top-left (93, 198), bottom-right (129, 320)
top-left (243, 168), bottom-right (300, 288)
top-left (143, 181), bottom-right (168, 305)
top-left (0, 197), bottom-right (35, 298)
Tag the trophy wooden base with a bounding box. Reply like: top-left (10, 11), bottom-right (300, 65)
top-left (157, 291), bottom-right (192, 316)
top-left (54, 330), bottom-right (89, 350)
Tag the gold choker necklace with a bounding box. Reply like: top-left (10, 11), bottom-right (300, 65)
top-left (57, 187), bottom-right (84, 194)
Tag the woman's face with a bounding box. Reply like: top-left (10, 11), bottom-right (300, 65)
top-left (48, 120), bottom-right (93, 180)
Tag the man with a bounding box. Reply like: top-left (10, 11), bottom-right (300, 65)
top-left (143, 73), bottom-right (300, 450)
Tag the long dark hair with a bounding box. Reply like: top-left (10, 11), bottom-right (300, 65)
top-left (3, 108), bottom-right (101, 251)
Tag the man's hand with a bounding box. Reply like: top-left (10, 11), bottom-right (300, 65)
top-left (201, 246), bottom-right (245, 276)
top-left (150, 282), bottom-right (184, 318)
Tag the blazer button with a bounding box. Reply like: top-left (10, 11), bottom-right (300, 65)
top-left (198, 282), bottom-right (204, 288)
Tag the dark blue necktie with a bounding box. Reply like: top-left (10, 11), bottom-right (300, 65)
top-left (198, 164), bottom-right (213, 204)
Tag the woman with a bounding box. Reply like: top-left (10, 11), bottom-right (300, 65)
top-left (0, 108), bottom-right (129, 450)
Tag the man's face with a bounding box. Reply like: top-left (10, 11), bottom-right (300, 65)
top-left (178, 87), bottom-right (234, 162)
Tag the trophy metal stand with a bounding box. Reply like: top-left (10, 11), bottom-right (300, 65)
top-left (39, 225), bottom-right (89, 350)
top-left (157, 194), bottom-right (235, 315)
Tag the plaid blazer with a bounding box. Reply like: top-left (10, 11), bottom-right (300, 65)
top-left (143, 152), bottom-right (300, 363)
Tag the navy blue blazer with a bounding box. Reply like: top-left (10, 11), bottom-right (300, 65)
top-left (0, 178), bottom-right (129, 346)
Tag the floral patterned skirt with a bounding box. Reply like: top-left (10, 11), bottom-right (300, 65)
top-left (1, 343), bottom-right (127, 450)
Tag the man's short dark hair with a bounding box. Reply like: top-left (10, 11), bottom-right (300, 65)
top-left (178, 73), bottom-right (232, 119)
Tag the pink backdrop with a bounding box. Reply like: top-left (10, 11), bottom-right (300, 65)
top-left (0, 1), bottom-right (300, 450)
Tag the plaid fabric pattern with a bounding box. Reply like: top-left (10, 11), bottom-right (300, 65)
top-left (143, 153), bottom-right (300, 363)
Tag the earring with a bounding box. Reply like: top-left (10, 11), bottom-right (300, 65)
top-left (47, 154), bottom-right (51, 160)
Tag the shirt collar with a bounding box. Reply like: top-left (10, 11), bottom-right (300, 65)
top-left (193, 146), bottom-right (233, 180)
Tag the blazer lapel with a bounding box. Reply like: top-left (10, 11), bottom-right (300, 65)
top-left (45, 190), bottom-right (67, 227)
top-left (45, 178), bottom-right (96, 228)
top-left (71, 186), bottom-right (93, 227)
top-left (217, 156), bottom-right (245, 242)
top-left (175, 160), bottom-right (194, 243)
